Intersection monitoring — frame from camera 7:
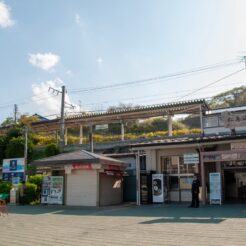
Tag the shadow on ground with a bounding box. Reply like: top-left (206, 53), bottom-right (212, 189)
top-left (6, 203), bottom-right (246, 224)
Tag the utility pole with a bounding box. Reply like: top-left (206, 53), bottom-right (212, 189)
top-left (14, 104), bottom-right (18, 124)
top-left (60, 86), bottom-right (66, 148)
top-left (48, 85), bottom-right (67, 148)
top-left (24, 126), bottom-right (28, 176)
top-left (89, 123), bottom-right (94, 152)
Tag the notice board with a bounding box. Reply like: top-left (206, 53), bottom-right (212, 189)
top-left (209, 172), bottom-right (222, 205)
top-left (41, 176), bottom-right (64, 205)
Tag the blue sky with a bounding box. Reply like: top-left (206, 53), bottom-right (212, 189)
top-left (0, 0), bottom-right (246, 122)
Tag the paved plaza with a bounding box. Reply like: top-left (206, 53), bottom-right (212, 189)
top-left (0, 203), bottom-right (246, 246)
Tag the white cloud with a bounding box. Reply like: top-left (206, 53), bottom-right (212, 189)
top-left (97, 57), bottom-right (103, 64)
top-left (66, 70), bottom-right (72, 75)
top-left (75, 13), bottom-right (81, 25)
top-left (75, 13), bottom-right (87, 30)
top-left (29, 52), bottom-right (60, 71)
top-left (32, 78), bottom-right (79, 116)
top-left (0, 1), bottom-right (15, 28)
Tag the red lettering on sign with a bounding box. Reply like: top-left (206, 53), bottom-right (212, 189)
top-left (72, 164), bottom-right (92, 170)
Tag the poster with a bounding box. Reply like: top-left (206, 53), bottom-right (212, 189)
top-left (152, 174), bottom-right (164, 203)
top-left (49, 176), bottom-right (64, 205)
top-left (2, 158), bottom-right (25, 182)
top-left (41, 176), bottom-right (51, 204)
top-left (41, 176), bottom-right (64, 205)
top-left (209, 172), bottom-right (222, 205)
top-left (180, 176), bottom-right (193, 189)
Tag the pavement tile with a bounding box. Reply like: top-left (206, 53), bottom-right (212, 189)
top-left (0, 204), bottom-right (245, 246)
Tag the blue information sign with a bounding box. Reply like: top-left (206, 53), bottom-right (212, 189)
top-left (2, 158), bottom-right (25, 182)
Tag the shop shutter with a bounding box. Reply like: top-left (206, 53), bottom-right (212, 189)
top-left (66, 170), bottom-right (98, 206)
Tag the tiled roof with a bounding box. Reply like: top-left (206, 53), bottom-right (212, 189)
top-left (31, 149), bottom-right (126, 166)
top-left (131, 133), bottom-right (246, 148)
top-left (30, 99), bottom-right (208, 131)
top-left (66, 99), bottom-right (208, 119)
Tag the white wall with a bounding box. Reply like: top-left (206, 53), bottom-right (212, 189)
top-left (146, 149), bottom-right (157, 171)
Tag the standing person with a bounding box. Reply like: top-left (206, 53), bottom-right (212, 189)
top-left (189, 174), bottom-right (200, 208)
top-left (19, 181), bottom-right (27, 205)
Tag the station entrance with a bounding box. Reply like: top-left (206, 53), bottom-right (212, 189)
top-left (201, 149), bottom-right (246, 204)
top-left (223, 167), bottom-right (246, 202)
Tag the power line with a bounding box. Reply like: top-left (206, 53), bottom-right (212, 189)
top-left (176, 68), bottom-right (245, 101)
top-left (0, 94), bottom-right (59, 109)
top-left (70, 59), bottom-right (241, 94)
top-left (0, 59), bottom-right (242, 109)
top-left (78, 81), bottom-right (245, 108)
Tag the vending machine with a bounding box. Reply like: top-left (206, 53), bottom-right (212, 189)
top-left (152, 174), bottom-right (164, 203)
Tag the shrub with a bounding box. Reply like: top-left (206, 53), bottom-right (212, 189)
top-left (28, 175), bottom-right (43, 188)
top-left (0, 181), bottom-right (12, 194)
top-left (24, 182), bottom-right (38, 204)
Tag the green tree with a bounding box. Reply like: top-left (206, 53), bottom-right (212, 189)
top-left (45, 143), bottom-right (60, 157)
top-left (5, 127), bottom-right (23, 142)
top-left (5, 136), bottom-right (33, 160)
top-left (209, 86), bottom-right (246, 109)
top-left (181, 115), bottom-right (201, 129)
top-left (0, 136), bottom-right (6, 163)
top-left (1, 117), bottom-right (15, 127)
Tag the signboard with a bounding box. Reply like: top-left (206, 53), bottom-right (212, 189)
top-left (221, 111), bottom-right (246, 128)
top-left (41, 176), bottom-right (63, 205)
top-left (231, 142), bottom-right (246, 150)
top-left (2, 158), bottom-right (25, 182)
top-left (72, 164), bottom-right (93, 170)
top-left (152, 174), bottom-right (164, 203)
top-left (221, 153), bottom-right (238, 161)
top-left (95, 124), bottom-right (108, 130)
top-left (72, 163), bottom-right (102, 170)
top-left (183, 153), bottom-right (199, 164)
top-left (209, 172), bottom-right (222, 205)
top-left (12, 177), bottom-right (20, 186)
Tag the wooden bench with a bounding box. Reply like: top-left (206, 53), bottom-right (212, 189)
top-left (0, 199), bottom-right (8, 216)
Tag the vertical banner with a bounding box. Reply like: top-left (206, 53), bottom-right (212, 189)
top-left (209, 172), bottom-right (222, 205)
top-left (152, 174), bottom-right (164, 203)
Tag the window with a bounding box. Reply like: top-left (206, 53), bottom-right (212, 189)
top-left (203, 116), bottom-right (219, 128)
top-left (169, 176), bottom-right (179, 189)
top-left (161, 156), bottom-right (179, 174)
top-left (179, 156), bottom-right (198, 174)
top-left (140, 155), bottom-right (146, 170)
top-left (161, 157), bottom-right (171, 174)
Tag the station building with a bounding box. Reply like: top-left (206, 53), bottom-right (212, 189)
top-left (131, 105), bottom-right (246, 205)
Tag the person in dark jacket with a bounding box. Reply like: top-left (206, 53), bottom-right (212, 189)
top-left (189, 174), bottom-right (200, 208)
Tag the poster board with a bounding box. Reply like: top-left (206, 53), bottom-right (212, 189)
top-left (2, 158), bottom-right (25, 182)
top-left (41, 176), bottom-right (64, 205)
top-left (152, 174), bottom-right (164, 203)
top-left (209, 172), bottom-right (222, 205)
top-left (180, 176), bottom-right (193, 190)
